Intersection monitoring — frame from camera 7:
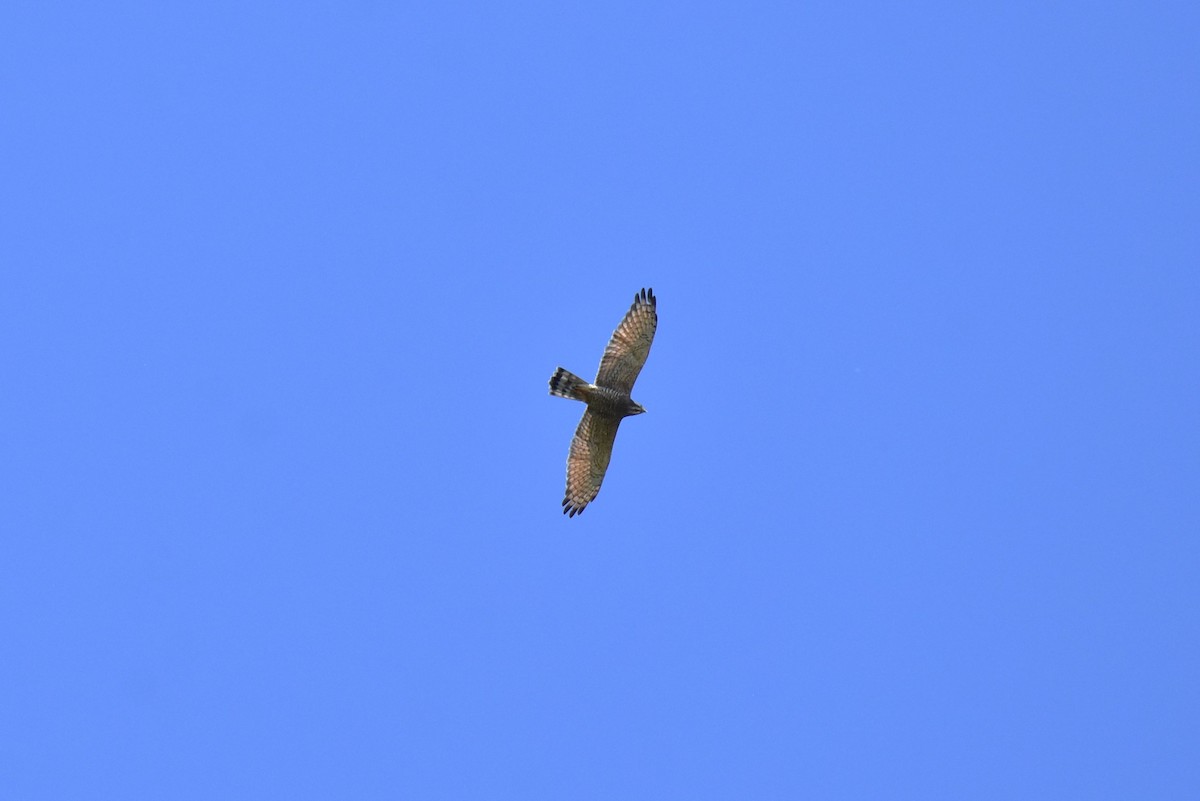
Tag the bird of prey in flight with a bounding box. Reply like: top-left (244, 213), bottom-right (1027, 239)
top-left (549, 288), bottom-right (657, 517)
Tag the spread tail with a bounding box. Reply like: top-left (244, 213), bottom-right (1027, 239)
top-left (549, 367), bottom-right (591, 402)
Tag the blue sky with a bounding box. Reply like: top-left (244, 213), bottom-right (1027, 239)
top-left (3, 2), bottom-right (1198, 798)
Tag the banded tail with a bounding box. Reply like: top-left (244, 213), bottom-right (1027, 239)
top-left (549, 367), bottom-right (591, 402)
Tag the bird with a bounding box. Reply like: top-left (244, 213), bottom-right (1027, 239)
top-left (549, 287), bottom-right (657, 517)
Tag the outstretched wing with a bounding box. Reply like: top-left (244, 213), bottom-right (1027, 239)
top-left (562, 409), bottom-right (621, 517)
top-left (595, 287), bottom-right (657, 393)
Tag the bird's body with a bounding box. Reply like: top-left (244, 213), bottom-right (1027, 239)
top-left (549, 288), bottom-right (657, 517)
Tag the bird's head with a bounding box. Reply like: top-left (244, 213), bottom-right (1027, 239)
top-left (629, 402), bottom-right (647, 416)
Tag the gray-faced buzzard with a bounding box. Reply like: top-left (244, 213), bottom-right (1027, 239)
top-left (548, 288), bottom-right (657, 517)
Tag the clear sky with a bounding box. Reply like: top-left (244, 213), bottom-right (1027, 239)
top-left (3, 2), bottom-right (1198, 799)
